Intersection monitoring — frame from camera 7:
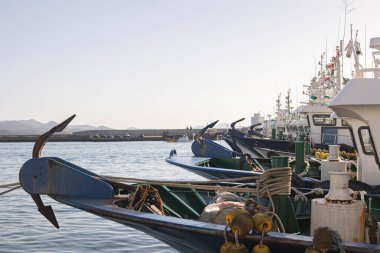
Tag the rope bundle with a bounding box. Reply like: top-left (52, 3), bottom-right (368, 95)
top-left (128, 184), bottom-right (165, 214)
top-left (256, 167), bottom-right (292, 198)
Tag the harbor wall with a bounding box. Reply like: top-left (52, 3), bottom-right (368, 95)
top-left (0, 128), bottom-right (226, 142)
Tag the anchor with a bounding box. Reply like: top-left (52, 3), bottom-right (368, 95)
top-left (27, 114), bottom-right (76, 229)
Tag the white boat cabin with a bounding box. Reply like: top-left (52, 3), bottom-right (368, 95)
top-left (329, 37), bottom-right (380, 185)
top-left (299, 104), bottom-right (353, 147)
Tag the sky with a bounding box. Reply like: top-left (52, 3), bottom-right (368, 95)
top-left (1, 0), bottom-right (379, 129)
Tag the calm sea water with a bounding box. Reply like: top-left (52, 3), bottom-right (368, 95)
top-left (0, 141), bottom-right (206, 253)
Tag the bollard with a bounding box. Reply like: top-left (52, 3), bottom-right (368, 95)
top-left (271, 129), bottom-right (276, 140)
top-left (271, 156), bottom-right (289, 168)
top-left (278, 130), bottom-right (284, 140)
top-left (298, 132), bottom-right (305, 141)
top-left (295, 141), bottom-right (305, 174)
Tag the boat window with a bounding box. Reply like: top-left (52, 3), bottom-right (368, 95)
top-left (312, 115), bottom-right (336, 126)
top-left (289, 126), bottom-right (297, 132)
top-left (342, 119), bottom-right (350, 126)
top-left (297, 126), bottom-right (304, 132)
top-left (358, 126), bottom-right (374, 155)
top-left (322, 127), bottom-right (338, 145)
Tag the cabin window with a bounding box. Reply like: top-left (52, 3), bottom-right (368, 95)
top-left (358, 127), bottom-right (374, 155)
top-left (342, 119), bottom-right (350, 126)
top-left (322, 127), bottom-right (338, 145)
top-left (312, 115), bottom-right (336, 126)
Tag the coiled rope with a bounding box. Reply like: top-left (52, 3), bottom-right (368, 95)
top-left (256, 167), bottom-right (292, 198)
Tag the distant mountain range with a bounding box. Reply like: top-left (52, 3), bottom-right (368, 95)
top-left (0, 119), bottom-right (113, 135)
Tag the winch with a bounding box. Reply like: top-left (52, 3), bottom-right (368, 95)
top-left (310, 171), bottom-right (366, 242)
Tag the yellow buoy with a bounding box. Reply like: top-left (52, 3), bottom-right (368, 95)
top-left (229, 212), bottom-right (254, 236)
top-left (220, 241), bottom-right (233, 253)
top-left (252, 244), bottom-right (271, 253)
top-left (252, 213), bottom-right (272, 233)
top-left (226, 208), bottom-right (249, 225)
top-left (229, 243), bottom-right (249, 253)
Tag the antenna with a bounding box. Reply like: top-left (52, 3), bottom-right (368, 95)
top-left (342, 0), bottom-right (356, 42)
top-left (337, 18), bottom-right (341, 46)
top-left (365, 24), bottom-right (367, 69)
top-left (341, 0), bottom-right (357, 79)
top-left (326, 38), bottom-right (328, 66)
top-left (296, 85), bottom-right (299, 110)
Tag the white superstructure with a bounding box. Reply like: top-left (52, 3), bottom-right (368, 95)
top-left (329, 37), bottom-right (380, 185)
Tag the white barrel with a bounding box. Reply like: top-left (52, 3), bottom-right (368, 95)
top-left (310, 198), bottom-right (366, 242)
top-left (329, 145), bottom-right (340, 161)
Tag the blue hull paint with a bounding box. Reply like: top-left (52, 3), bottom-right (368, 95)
top-left (226, 128), bottom-right (296, 158)
top-left (191, 139), bottom-right (234, 158)
top-left (165, 156), bottom-right (259, 180)
top-left (53, 196), bottom-right (314, 253)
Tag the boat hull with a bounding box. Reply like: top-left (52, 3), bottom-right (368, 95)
top-left (166, 155), bottom-right (261, 180)
top-left (54, 196), bottom-right (379, 253)
top-left (53, 196), bottom-right (314, 253)
top-left (234, 136), bottom-right (296, 158)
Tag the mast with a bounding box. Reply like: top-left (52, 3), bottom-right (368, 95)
top-left (341, 0), bottom-right (356, 82)
top-left (345, 25), bottom-right (362, 78)
top-left (338, 40), bottom-right (344, 88)
top-left (353, 28), bottom-right (362, 77)
top-left (275, 93), bottom-right (282, 121)
top-left (320, 53), bottom-right (326, 102)
top-left (285, 89), bottom-right (293, 115)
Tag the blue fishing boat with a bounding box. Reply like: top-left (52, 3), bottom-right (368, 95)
top-left (17, 113), bottom-right (380, 253)
top-left (166, 154), bottom-right (269, 180)
top-left (166, 120), bottom-right (320, 183)
top-left (167, 120), bottom-right (284, 180)
top-left (225, 119), bottom-right (299, 158)
top-left (190, 120), bottom-right (235, 158)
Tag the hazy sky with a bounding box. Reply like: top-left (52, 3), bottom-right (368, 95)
top-left (1, 0), bottom-right (379, 129)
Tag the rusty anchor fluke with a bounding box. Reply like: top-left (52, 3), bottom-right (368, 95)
top-left (30, 114), bottom-right (76, 229)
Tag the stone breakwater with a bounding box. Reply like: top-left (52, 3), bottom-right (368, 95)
top-left (0, 128), bottom-right (225, 142)
top-left (0, 134), bottom-right (162, 142)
